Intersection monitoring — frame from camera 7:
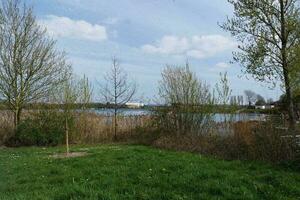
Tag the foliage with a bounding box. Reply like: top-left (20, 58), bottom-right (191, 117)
top-left (0, 145), bottom-right (299, 199)
top-left (215, 72), bottom-right (232, 106)
top-left (156, 63), bottom-right (214, 135)
top-left (5, 110), bottom-right (65, 147)
top-left (221, 0), bottom-right (300, 129)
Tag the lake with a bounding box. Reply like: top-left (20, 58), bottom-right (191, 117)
top-left (89, 108), bottom-right (267, 122)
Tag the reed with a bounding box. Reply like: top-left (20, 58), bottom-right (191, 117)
top-left (72, 113), bottom-right (153, 143)
top-left (0, 110), bottom-right (154, 145)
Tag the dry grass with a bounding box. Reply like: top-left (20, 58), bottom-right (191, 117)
top-left (72, 112), bottom-right (153, 143)
top-left (153, 120), bottom-right (298, 163)
top-left (1, 110), bottom-right (298, 164)
top-left (0, 111), bottom-right (14, 145)
top-left (0, 110), bottom-right (154, 145)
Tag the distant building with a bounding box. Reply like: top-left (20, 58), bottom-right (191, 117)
top-left (125, 102), bottom-right (145, 108)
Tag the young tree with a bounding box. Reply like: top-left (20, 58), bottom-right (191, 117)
top-left (79, 75), bottom-right (93, 111)
top-left (221, 0), bottom-right (300, 129)
top-left (53, 75), bottom-right (92, 154)
top-left (215, 72), bottom-right (232, 106)
top-left (63, 79), bottom-right (79, 154)
top-left (158, 63), bottom-right (213, 135)
top-left (99, 58), bottom-right (136, 140)
top-left (0, 0), bottom-right (70, 128)
top-left (78, 75), bottom-right (93, 138)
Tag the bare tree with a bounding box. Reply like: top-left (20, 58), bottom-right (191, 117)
top-left (221, 0), bottom-right (300, 129)
top-left (237, 95), bottom-right (244, 106)
top-left (99, 58), bottom-right (136, 140)
top-left (0, 0), bottom-right (70, 128)
top-left (244, 90), bottom-right (258, 106)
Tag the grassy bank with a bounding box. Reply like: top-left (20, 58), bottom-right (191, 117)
top-left (0, 145), bottom-right (299, 200)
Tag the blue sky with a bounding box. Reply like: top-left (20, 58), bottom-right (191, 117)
top-left (29, 0), bottom-right (282, 102)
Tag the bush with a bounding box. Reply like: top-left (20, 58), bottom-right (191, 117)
top-left (6, 110), bottom-right (65, 147)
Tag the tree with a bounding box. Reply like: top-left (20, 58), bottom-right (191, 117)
top-left (99, 58), bottom-right (136, 140)
top-left (79, 75), bottom-right (93, 111)
top-left (255, 94), bottom-right (267, 106)
top-left (52, 74), bottom-right (92, 154)
top-left (244, 90), bottom-right (257, 106)
top-left (215, 72), bottom-right (232, 106)
top-left (158, 63), bottom-right (213, 135)
top-left (237, 95), bottom-right (244, 106)
top-left (267, 98), bottom-right (274, 104)
top-left (256, 94), bottom-right (266, 104)
top-left (221, 0), bottom-right (300, 129)
top-left (78, 75), bottom-right (93, 138)
top-left (0, 0), bottom-right (70, 128)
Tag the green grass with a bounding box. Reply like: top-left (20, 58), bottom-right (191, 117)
top-left (0, 145), bottom-right (299, 200)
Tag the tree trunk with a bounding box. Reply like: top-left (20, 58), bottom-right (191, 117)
top-left (13, 107), bottom-right (22, 129)
top-left (283, 68), bottom-right (296, 131)
top-left (65, 118), bottom-right (69, 154)
top-left (280, 0), bottom-right (296, 132)
top-left (114, 108), bottom-right (117, 141)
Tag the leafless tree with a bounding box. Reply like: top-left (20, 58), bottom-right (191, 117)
top-left (0, 0), bottom-right (70, 128)
top-left (99, 57), bottom-right (136, 140)
top-left (244, 90), bottom-right (258, 106)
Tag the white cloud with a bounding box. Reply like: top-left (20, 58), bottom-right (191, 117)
top-left (142, 36), bottom-right (189, 54)
top-left (39, 15), bottom-right (108, 42)
top-left (216, 62), bottom-right (230, 68)
top-left (142, 35), bottom-right (237, 59)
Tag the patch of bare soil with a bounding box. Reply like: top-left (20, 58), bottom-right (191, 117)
top-left (50, 152), bottom-right (89, 159)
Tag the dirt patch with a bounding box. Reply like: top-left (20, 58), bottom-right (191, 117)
top-left (50, 152), bottom-right (89, 159)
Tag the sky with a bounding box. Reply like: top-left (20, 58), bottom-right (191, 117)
top-left (28, 0), bottom-right (282, 102)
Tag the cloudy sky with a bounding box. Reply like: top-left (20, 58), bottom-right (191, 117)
top-left (29, 0), bottom-right (282, 101)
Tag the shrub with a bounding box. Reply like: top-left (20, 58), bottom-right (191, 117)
top-left (6, 110), bottom-right (65, 147)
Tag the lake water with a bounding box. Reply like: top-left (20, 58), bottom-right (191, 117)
top-left (89, 108), bottom-right (266, 122)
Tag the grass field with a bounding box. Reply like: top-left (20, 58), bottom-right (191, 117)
top-left (0, 145), bottom-right (299, 200)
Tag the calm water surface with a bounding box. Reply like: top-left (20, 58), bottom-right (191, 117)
top-left (89, 108), bottom-right (266, 122)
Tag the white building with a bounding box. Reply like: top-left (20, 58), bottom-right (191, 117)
top-left (125, 102), bottom-right (145, 108)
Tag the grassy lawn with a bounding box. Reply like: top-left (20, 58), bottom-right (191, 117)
top-left (0, 145), bottom-right (299, 200)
